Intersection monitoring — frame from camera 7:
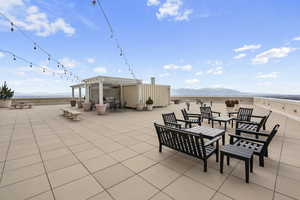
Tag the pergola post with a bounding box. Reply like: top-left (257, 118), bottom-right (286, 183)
top-left (137, 83), bottom-right (142, 104)
top-left (99, 80), bottom-right (103, 105)
top-left (120, 84), bottom-right (123, 107)
top-left (85, 83), bottom-right (90, 103)
top-left (79, 87), bottom-right (82, 101)
top-left (72, 87), bottom-right (75, 99)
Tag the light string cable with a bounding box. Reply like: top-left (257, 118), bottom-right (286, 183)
top-left (0, 49), bottom-right (77, 82)
top-left (92, 0), bottom-right (138, 81)
top-left (0, 11), bottom-right (81, 82)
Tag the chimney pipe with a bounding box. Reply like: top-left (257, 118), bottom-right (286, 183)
top-left (150, 77), bottom-right (155, 85)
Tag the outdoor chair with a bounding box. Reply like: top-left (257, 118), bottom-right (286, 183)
top-left (181, 109), bottom-right (201, 127)
top-left (200, 106), bottom-right (221, 124)
top-left (229, 107), bottom-right (253, 128)
top-left (229, 124), bottom-right (280, 167)
top-left (236, 111), bottom-right (272, 138)
top-left (154, 123), bottom-right (220, 172)
top-left (162, 112), bottom-right (195, 129)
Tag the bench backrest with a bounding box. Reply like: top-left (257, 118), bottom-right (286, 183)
top-left (181, 109), bottom-right (189, 120)
top-left (162, 112), bottom-right (178, 125)
top-left (262, 110), bottom-right (272, 129)
top-left (237, 107), bottom-right (253, 121)
top-left (200, 106), bottom-right (212, 119)
top-left (154, 123), bottom-right (206, 159)
top-left (265, 124), bottom-right (280, 148)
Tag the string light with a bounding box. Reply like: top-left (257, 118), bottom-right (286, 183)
top-left (0, 11), bottom-right (81, 82)
top-left (92, 0), bottom-right (138, 81)
top-left (0, 49), bottom-right (75, 83)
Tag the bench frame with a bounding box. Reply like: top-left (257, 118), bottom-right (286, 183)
top-left (61, 108), bottom-right (81, 121)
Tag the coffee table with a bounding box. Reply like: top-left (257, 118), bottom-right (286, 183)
top-left (212, 116), bottom-right (234, 131)
top-left (186, 126), bottom-right (226, 145)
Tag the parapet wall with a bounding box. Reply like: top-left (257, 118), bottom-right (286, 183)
top-left (254, 97), bottom-right (300, 120)
top-left (12, 98), bottom-right (78, 105)
top-left (170, 96), bottom-right (254, 105)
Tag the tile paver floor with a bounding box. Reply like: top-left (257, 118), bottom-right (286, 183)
top-left (0, 103), bottom-right (300, 200)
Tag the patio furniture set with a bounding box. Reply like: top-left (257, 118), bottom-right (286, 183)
top-left (61, 108), bottom-right (82, 121)
top-left (10, 102), bottom-right (32, 109)
top-left (155, 107), bottom-right (279, 183)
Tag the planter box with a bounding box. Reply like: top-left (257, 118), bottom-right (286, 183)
top-left (96, 104), bottom-right (107, 115)
top-left (83, 102), bottom-right (91, 111)
top-left (146, 104), bottom-right (153, 111)
top-left (136, 104), bottom-right (144, 111)
top-left (0, 99), bottom-right (12, 108)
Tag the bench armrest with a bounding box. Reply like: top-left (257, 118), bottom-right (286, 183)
top-left (251, 115), bottom-right (265, 119)
top-left (177, 119), bottom-right (195, 124)
top-left (186, 113), bottom-right (201, 118)
top-left (236, 121), bottom-right (260, 126)
top-left (204, 136), bottom-right (221, 146)
top-left (212, 111), bottom-right (221, 116)
top-left (236, 128), bottom-right (269, 137)
top-left (165, 121), bottom-right (182, 129)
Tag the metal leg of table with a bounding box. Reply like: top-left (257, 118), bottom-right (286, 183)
top-left (220, 152), bottom-right (224, 174)
top-left (245, 159), bottom-right (250, 183)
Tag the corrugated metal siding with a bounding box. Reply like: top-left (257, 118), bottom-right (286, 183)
top-left (123, 85), bottom-right (138, 108)
top-left (123, 84), bottom-right (170, 108)
top-left (141, 84), bottom-right (170, 107)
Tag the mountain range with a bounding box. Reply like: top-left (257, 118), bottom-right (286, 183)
top-left (171, 88), bottom-right (250, 97)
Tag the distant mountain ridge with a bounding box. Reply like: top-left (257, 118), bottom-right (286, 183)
top-left (171, 88), bottom-right (250, 97)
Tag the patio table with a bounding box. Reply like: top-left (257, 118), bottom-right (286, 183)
top-left (211, 116), bottom-right (234, 131)
top-left (186, 125), bottom-right (226, 145)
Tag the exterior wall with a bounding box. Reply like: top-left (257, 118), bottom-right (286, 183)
top-left (123, 84), bottom-right (171, 108)
top-left (254, 97), bottom-right (300, 120)
top-left (170, 96), bottom-right (253, 105)
top-left (141, 84), bottom-right (170, 107)
top-left (123, 85), bottom-right (139, 108)
top-left (12, 98), bottom-right (76, 105)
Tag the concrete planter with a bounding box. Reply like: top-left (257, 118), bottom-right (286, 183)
top-left (77, 101), bottom-right (83, 108)
top-left (0, 99), bottom-right (12, 108)
top-left (136, 104), bottom-right (144, 111)
top-left (83, 102), bottom-right (91, 111)
top-left (226, 106), bottom-right (234, 113)
top-left (96, 104), bottom-right (107, 115)
top-left (234, 104), bottom-right (240, 111)
top-left (146, 104), bottom-right (153, 111)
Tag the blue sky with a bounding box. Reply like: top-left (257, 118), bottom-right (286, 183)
top-left (1, 0), bottom-right (300, 95)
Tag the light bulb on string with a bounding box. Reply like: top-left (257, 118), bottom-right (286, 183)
top-left (30, 62), bottom-right (33, 68)
top-left (92, 0), bottom-right (96, 5)
top-left (120, 49), bottom-right (123, 56)
top-left (33, 43), bottom-right (37, 50)
top-left (48, 55), bottom-right (51, 61)
top-left (43, 68), bottom-right (46, 73)
top-left (57, 63), bottom-right (60, 68)
top-left (10, 22), bottom-right (14, 32)
top-left (13, 54), bottom-right (16, 61)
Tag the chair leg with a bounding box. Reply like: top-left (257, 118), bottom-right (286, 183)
top-left (259, 155), bottom-right (264, 167)
top-left (203, 160), bottom-right (207, 172)
top-left (159, 144), bottom-right (162, 153)
top-left (265, 149), bottom-right (269, 157)
top-left (220, 153), bottom-right (224, 174)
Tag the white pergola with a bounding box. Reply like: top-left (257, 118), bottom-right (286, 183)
top-left (70, 76), bottom-right (142, 105)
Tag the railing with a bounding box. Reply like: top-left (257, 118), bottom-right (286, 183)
top-left (170, 96), bottom-right (253, 105)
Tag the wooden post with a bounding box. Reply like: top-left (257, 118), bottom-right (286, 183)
top-left (72, 87), bottom-right (75, 98)
top-left (85, 83), bottom-right (89, 103)
top-left (79, 87), bottom-right (82, 101)
top-left (120, 84), bottom-right (123, 107)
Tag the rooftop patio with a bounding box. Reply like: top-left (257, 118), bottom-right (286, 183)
top-left (0, 102), bottom-right (299, 200)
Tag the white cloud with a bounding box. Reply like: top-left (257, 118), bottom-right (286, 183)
top-left (257, 81), bottom-right (272, 86)
top-left (59, 57), bottom-right (78, 68)
top-left (155, 0), bottom-right (192, 21)
top-left (256, 72), bottom-right (279, 79)
top-left (0, 0), bottom-right (24, 11)
top-left (94, 67), bottom-right (107, 73)
top-left (195, 71), bottom-right (203, 76)
top-left (159, 72), bottom-right (170, 77)
top-left (163, 64), bottom-right (192, 71)
top-left (207, 67), bottom-right (223, 75)
top-left (293, 36), bottom-right (300, 41)
top-left (1, 4), bottom-right (75, 37)
top-left (185, 78), bottom-right (199, 84)
top-left (234, 44), bottom-right (261, 52)
top-left (252, 47), bottom-right (295, 64)
top-left (233, 53), bottom-right (246, 59)
top-left (0, 52), bottom-right (5, 58)
top-left (207, 60), bottom-right (223, 66)
top-left (87, 58), bottom-right (95, 64)
top-left (147, 0), bottom-right (160, 6)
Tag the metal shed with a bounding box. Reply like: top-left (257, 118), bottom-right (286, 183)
top-left (70, 76), bottom-right (170, 108)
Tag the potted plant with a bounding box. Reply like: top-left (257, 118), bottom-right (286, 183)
top-left (136, 100), bottom-right (144, 111)
top-left (77, 100), bottom-right (83, 108)
top-left (225, 100), bottom-right (235, 112)
top-left (233, 100), bottom-right (240, 111)
top-left (70, 99), bottom-right (76, 107)
top-left (0, 82), bottom-right (14, 108)
top-left (146, 97), bottom-right (154, 111)
top-left (83, 101), bottom-right (92, 111)
top-left (174, 99), bottom-right (180, 104)
top-left (96, 103), bottom-right (107, 115)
